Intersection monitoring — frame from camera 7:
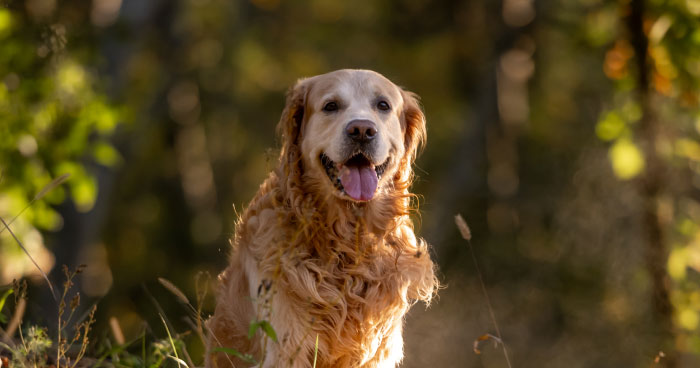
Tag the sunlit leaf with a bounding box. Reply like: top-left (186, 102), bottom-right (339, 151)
top-left (55, 163), bottom-right (97, 212)
top-left (585, 8), bottom-right (618, 46)
top-left (668, 247), bottom-right (688, 280)
top-left (621, 101), bottom-right (642, 123)
top-left (72, 176), bottom-right (97, 212)
top-left (92, 142), bottom-right (122, 166)
top-left (678, 219), bottom-right (697, 236)
top-left (596, 111), bottom-right (627, 141)
top-left (33, 206), bottom-right (62, 231)
top-left (57, 60), bottom-right (88, 97)
top-left (675, 139), bottom-right (700, 161)
top-left (609, 138), bottom-right (645, 179)
top-left (33, 102), bottom-right (58, 131)
top-left (692, 29), bottom-right (700, 45)
top-left (0, 9), bottom-right (11, 38)
top-left (649, 14), bottom-right (673, 45)
top-left (95, 105), bottom-right (119, 134)
top-left (650, 45), bottom-right (678, 80)
top-left (679, 308), bottom-right (699, 331)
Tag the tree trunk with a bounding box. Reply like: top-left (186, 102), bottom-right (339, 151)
top-left (627, 0), bottom-right (676, 365)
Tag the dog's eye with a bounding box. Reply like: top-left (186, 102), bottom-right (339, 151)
top-left (323, 101), bottom-right (338, 112)
top-left (377, 101), bottom-right (391, 111)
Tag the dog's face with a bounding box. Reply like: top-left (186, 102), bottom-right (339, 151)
top-left (278, 69), bottom-right (425, 203)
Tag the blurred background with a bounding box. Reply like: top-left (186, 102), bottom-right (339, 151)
top-left (2, 0), bottom-right (700, 366)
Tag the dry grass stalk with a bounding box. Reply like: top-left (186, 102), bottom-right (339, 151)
top-left (4, 298), bottom-right (25, 344)
top-left (109, 317), bottom-right (125, 345)
top-left (158, 278), bottom-right (190, 307)
top-left (0, 216), bottom-right (57, 300)
top-left (650, 351), bottom-right (665, 367)
top-left (455, 213), bottom-right (512, 368)
top-left (473, 333), bottom-right (502, 355)
top-left (454, 214), bottom-right (472, 241)
top-left (56, 264), bottom-right (96, 368)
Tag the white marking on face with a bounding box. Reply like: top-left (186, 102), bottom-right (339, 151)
top-left (298, 70), bottom-right (409, 198)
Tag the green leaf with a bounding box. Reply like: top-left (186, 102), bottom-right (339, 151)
top-left (0, 8), bottom-right (12, 38)
top-left (247, 320), bottom-right (277, 342)
top-left (92, 142), bottom-right (122, 166)
top-left (89, 100), bottom-right (119, 134)
top-left (248, 320), bottom-right (260, 340)
top-left (71, 175), bottom-right (97, 213)
top-left (692, 29), bottom-right (700, 45)
top-left (676, 138), bottom-right (700, 161)
top-left (212, 347), bottom-right (258, 364)
top-left (679, 308), bottom-right (699, 331)
top-left (259, 320), bottom-right (277, 342)
top-left (0, 289), bottom-right (13, 323)
top-left (609, 138), bottom-right (645, 180)
top-left (668, 247), bottom-right (687, 281)
top-left (596, 111), bottom-right (626, 142)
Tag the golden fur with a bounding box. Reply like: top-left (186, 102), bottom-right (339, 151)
top-left (206, 69), bottom-right (437, 368)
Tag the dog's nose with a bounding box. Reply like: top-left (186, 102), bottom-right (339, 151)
top-left (346, 120), bottom-right (377, 143)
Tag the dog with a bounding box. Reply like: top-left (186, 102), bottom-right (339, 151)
top-left (206, 69), bottom-right (438, 368)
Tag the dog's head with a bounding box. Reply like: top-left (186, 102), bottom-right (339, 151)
top-left (277, 69), bottom-right (425, 202)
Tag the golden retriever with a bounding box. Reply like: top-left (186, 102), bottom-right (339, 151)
top-left (206, 69), bottom-right (437, 368)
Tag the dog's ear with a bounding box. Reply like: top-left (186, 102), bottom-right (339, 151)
top-left (277, 78), bottom-right (311, 172)
top-left (400, 89), bottom-right (427, 164)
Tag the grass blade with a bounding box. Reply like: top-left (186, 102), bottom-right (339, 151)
top-left (35, 173), bottom-right (71, 201)
top-left (159, 313), bottom-right (182, 368)
top-left (93, 331), bottom-right (145, 368)
top-left (167, 355), bottom-right (190, 367)
top-left (212, 347), bottom-right (258, 365)
top-left (0, 173), bottom-right (70, 235)
top-left (0, 289), bottom-right (13, 323)
top-left (313, 334), bottom-right (319, 368)
top-left (0, 215), bottom-right (56, 300)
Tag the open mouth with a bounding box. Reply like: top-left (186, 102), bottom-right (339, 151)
top-left (320, 153), bottom-right (389, 201)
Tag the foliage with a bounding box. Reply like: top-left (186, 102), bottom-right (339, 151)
top-left (0, 4), bottom-right (124, 283)
top-left (592, 0), bottom-right (700, 354)
top-left (0, 270), bottom-right (213, 368)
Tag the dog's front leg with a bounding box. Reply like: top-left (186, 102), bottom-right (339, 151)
top-left (252, 290), bottom-right (317, 368)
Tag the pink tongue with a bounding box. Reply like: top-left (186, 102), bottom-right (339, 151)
top-left (340, 165), bottom-right (378, 201)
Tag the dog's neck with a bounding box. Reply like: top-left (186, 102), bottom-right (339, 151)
top-left (296, 172), bottom-right (410, 236)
